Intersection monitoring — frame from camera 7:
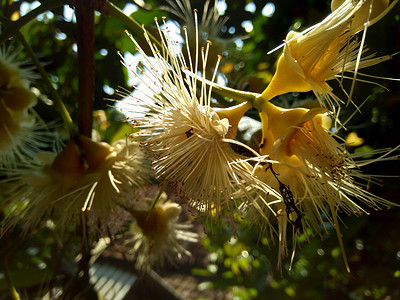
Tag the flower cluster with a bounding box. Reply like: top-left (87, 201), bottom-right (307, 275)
top-left (1, 0), bottom-right (397, 276)
top-left (119, 0), bottom-right (399, 271)
top-left (3, 136), bottom-right (150, 231)
top-left (121, 19), bottom-right (270, 219)
top-left (0, 44), bottom-right (195, 272)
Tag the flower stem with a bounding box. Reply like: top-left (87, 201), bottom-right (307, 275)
top-left (188, 72), bottom-right (265, 110)
top-left (0, 0), bottom-right (63, 45)
top-left (16, 32), bottom-right (76, 138)
top-left (211, 83), bottom-right (261, 106)
top-left (148, 181), bottom-right (168, 219)
top-left (4, 257), bottom-right (21, 300)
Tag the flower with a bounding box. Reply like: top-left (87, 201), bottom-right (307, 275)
top-left (0, 47), bottom-right (50, 168)
top-left (261, 0), bottom-right (394, 112)
top-left (253, 101), bottom-right (397, 271)
top-left (3, 139), bottom-right (86, 231)
top-left (0, 47), bottom-right (35, 89)
top-left (3, 137), bottom-right (150, 231)
top-left (127, 192), bottom-right (198, 271)
top-left (121, 16), bottom-right (260, 217)
top-left (78, 136), bottom-right (150, 217)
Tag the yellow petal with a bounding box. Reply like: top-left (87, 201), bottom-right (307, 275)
top-left (261, 53), bottom-right (312, 102)
top-left (215, 101), bottom-right (252, 138)
top-left (259, 102), bottom-right (310, 156)
top-left (345, 132), bottom-right (364, 147)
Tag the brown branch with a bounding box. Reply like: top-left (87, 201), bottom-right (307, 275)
top-left (75, 0), bottom-right (97, 137)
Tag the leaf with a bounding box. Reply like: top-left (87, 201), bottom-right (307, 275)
top-left (0, 268), bottom-right (53, 291)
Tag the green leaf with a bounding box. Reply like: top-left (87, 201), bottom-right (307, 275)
top-left (0, 268), bottom-right (53, 291)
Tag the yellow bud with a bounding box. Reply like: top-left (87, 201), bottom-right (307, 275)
top-left (0, 62), bottom-right (12, 88)
top-left (79, 135), bottom-right (114, 169)
top-left (259, 102), bottom-right (309, 155)
top-left (259, 101), bottom-right (326, 162)
top-left (1, 87), bottom-right (37, 111)
top-left (0, 60), bottom-right (27, 90)
top-left (0, 100), bottom-right (20, 150)
top-left (50, 140), bottom-right (86, 177)
top-left (345, 132), bottom-right (364, 147)
top-left (132, 203), bottom-right (181, 237)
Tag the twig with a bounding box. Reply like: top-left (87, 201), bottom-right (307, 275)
top-left (16, 32), bottom-right (76, 138)
top-left (0, 0), bottom-right (63, 44)
top-left (4, 256), bottom-right (21, 300)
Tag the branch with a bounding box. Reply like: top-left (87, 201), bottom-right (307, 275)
top-left (75, 0), bottom-right (96, 137)
top-left (0, 0), bottom-right (63, 44)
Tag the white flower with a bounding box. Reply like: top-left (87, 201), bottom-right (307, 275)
top-left (120, 16), bottom-right (260, 217)
top-left (127, 192), bottom-right (198, 271)
top-left (3, 140), bottom-right (86, 230)
top-left (3, 137), bottom-right (150, 231)
top-left (79, 136), bottom-right (150, 217)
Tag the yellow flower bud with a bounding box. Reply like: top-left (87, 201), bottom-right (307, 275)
top-left (0, 61), bottom-right (12, 88)
top-left (78, 135), bottom-right (115, 170)
top-left (258, 101), bottom-right (325, 159)
top-left (1, 86), bottom-right (37, 111)
top-left (128, 193), bottom-right (198, 271)
top-left (50, 139), bottom-right (86, 178)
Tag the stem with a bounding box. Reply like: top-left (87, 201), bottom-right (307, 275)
top-left (0, 0), bottom-right (63, 44)
top-left (75, 0), bottom-right (95, 137)
top-left (212, 83), bottom-right (260, 105)
top-left (78, 213), bottom-right (91, 285)
top-left (101, 0), bottom-right (161, 48)
top-left (147, 181), bottom-right (168, 219)
top-left (189, 72), bottom-right (264, 109)
top-left (16, 32), bottom-right (76, 138)
top-left (4, 257), bottom-right (21, 300)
